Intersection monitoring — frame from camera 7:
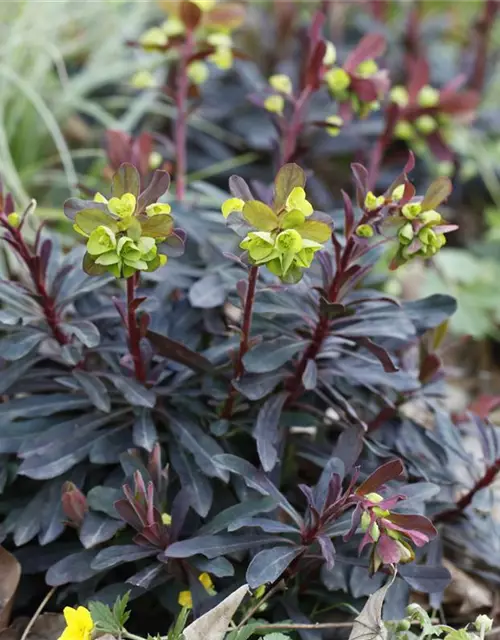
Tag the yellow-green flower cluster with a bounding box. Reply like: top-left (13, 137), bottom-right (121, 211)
top-left (222, 164), bottom-right (331, 283)
top-left (138, 0), bottom-right (244, 87)
top-left (391, 85), bottom-right (444, 144)
top-left (397, 202), bottom-right (446, 259)
top-left (65, 164), bottom-right (175, 279)
top-left (263, 73), bottom-right (293, 115)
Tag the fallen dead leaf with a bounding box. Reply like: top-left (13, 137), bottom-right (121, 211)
top-left (0, 547), bottom-right (21, 630)
top-left (0, 614), bottom-right (65, 640)
top-left (443, 559), bottom-right (492, 617)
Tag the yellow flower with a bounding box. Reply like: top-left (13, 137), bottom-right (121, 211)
top-left (149, 151), bottom-right (163, 170)
top-left (130, 71), bottom-right (156, 89)
top-left (325, 67), bottom-right (351, 95)
top-left (7, 212), bottom-right (20, 227)
top-left (146, 203), bottom-right (172, 216)
top-left (390, 86), bottom-right (409, 108)
top-left (161, 17), bottom-right (185, 37)
top-left (285, 187), bottom-right (313, 216)
top-left (161, 512), bottom-right (172, 525)
top-left (417, 85), bottom-right (440, 108)
top-left (355, 224), bottom-right (374, 238)
top-left (391, 185), bottom-right (405, 201)
top-left (108, 193), bottom-right (136, 218)
top-left (93, 192), bottom-right (108, 204)
top-left (394, 121), bottom-right (414, 141)
top-left (199, 572), bottom-right (214, 590)
top-left (269, 74), bottom-right (292, 96)
top-left (59, 606), bottom-right (93, 640)
top-left (264, 95), bottom-right (284, 115)
top-left (356, 59), bottom-right (378, 78)
top-left (178, 590), bottom-right (193, 609)
top-left (415, 115), bottom-right (437, 135)
top-left (364, 191), bottom-right (384, 211)
top-left (401, 202), bottom-right (421, 220)
top-left (187, 61), bottom-right (209, 85)
top-left (209, 46), bottom-right (233, 70)
top-left (139, 27), bottom-right (167, 50)
top-left (325, 115), bottom-right (343, 137)
top-left (323, 41), bottom-right (337, 66)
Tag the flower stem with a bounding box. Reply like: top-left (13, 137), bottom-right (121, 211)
top-left (281, 86), bottom-right (312, 165)
top-left (126, 274), bottom-right (147, 384)
top-left (175, 28), bottom-right (194, 202)
top-left (5, 220), bottom-right (68, 345)
top-left (221, 265), bottom-right (259, 418)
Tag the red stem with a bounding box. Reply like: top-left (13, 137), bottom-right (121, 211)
top-left (468, 0), bottom-right (500, 94)
top-left (221, 265), bottom-right (259, 419)
top-left (281, 86), bottom-right (313, 164)
top-left (7, 222), bottom-right (68, 345)
top-left (175, 28), bottom-right (194, 202)
top-left (433, 457), bottom-right (500, 523)
top-left (126, 275), bottom-right (147, 384)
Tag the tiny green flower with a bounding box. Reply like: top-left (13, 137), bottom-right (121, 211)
top-left (437, 161), bottom-right (454, 177)
top-left (240, 231), bottom-right (278, 263)
top-left (415, 114), bottom-right (437, 135)
top-left (275, 229), bottom-right (303, 254)
top-left (94, 192), bottom-right (108, 204)
top-left (323, 41), bottom-right (337, 66)
top-left (418, 227), bottom-right (438, 247)
top-left (159, 254), bottom-right (168, 267)
top-left (391, 184), bottom-right (405, 201)
top-left (364, 191), bottom-right (385, 211)
top-left (161, 513), bottom-right (172, 526)
top-left (209, 46), bottom-right (233, 70)
top-left (394, 121), bottom-right (414, 141)
top-left (269, 74), bottom-right (293, 95)
top-left (108, 193), bottom-right (136, 218)
top-left (161, 17), bottom-right (184, 37)
top-left (356, 59), bottom-right (378, 78)
top-left (221, 197), bottom-right (244, 218)
top-left (139, 27), bottom-right (167, 50)
top-left (325, 115), bottom-right (343, 137)
top-left (207, 32), bottom-right (232, 48)
top-left (87, 226), bottom-right (117, 256)
top-left (117, 237), bottom-right (148, 276)
top-left (146, 202), bottom-right (172, 216)
top-left (364, 492), bottom-right (384, 504)
top-left (417, 85), bottom-right (440, 108)
top-left (325, 67), bottom-right (351, 94)
top-left (356, 224), bottom-right (374, 238)
top-left (474, 615), bottom-right (493, 633)
top-left (187, 61), bottom-right (209, 85)
top-left (398, 222), bottom-right (414, 245)
top-left (360, 511), bottom-right (371, 531)
top-left (295, 242), bottom-right (322, 268)
top-left (370, 521), bottom-right (381, 542)
top-left (419, 210), bottom-right (442, 226)
top-left (264, 94), bottom-right (284, 115)
top-left (285, 187), bottom-right (313, 216)
top-left (402, 202), bottom-right (422, 219)
top-left (390, 86), bottom-right (409, 108)
top-left (138, 236), bottom-right (157, 262)
top-left (7, 212), bottom-right (19, 227)
top-left (358, 100), bottom-right (380, 119)
top-left (130, 70), bottom-right (156, 89)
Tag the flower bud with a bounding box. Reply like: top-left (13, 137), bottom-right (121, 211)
top-left (269, 74), bottom-right (293, 95)
top-left (402, 202), bottom-right (421, 220)
top-left (474, 615), bottom-right (493, 633)
top-left (396, 620), bottom-right (411, 632)
top-left (364, 492), bottom-right (384, 504)
top-left (264, 94), bottom-right (285, 115)
top-left (370, 521), bottom-right (381, 542)
top-left (61, 482), bottom-right (87, 527)
top-left (398, 223), bottom-right (414, 245)
top-left (325, 115), bottom-right (343, 137)
top-left (187, 61), bottom-right (209, 85)
top-left (149, 151), bottom-right (163, 170)
top-left (356, 59), bottom-right (378, 78)
top-left (146, 203), bottom-right (172, 216)
top-left (391, 185), bottom-right (405, 201)
top-left (419, 227), bottom-right (437, 247)
top-left (419, 210), bottom-right (442, 226)
top-left (161, 17), bottom-right (185, 37)
top-left (178, 591), bottom-right (193, 609)
top-left (323, 41), bottom-right (337, 66)
top-left (161, 513), bottom-right (172, 525)
top-left (7, 212), bottom-right (20, 227)
top-left (364, 191), bottom-right (385, 211)
top-left (139, 27), bottom-right (167, 50)
top-left (360, 511), bottom-right (371, 531)
top-left (130, 71), bottom-right (156, 89)
top-left (356, 224), bottom-right (374, 238)
top-left (394, 121), bottom-right (414, 141)
top-left (285, 187), bottom-right (313, 216)
top-left (390, 86), bottom-right (409, 108)
top-left (325, 67), bottom-right (351, 94)
top-left (415, 114), bottom-right (437, 135)
top-left (417, 85), bottom-right (440, 108)
top-left (199, 572), bottom-right (214, 591)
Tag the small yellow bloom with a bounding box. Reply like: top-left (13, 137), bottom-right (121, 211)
top-left (161, 17), bottom-right (185, 37)
top-left (391, 185), bottom-right (405, 201)
top-left (140, 27), bottom-right (167, 50)
top-left (161, 512), bottom-right (172, 525)
top-left (221, 197), bottom-right (244, 218)
top-left (207, 33), bottom-right (232, 48)
top-left (199, 572), bottom-right (214, 590)
top-left (269, 74), bottom-right (292, 96)
top-left (417, 85), bottom-right (440, 108)
top-left (415, 115), bottom-right (437, 135)
top-left (59, 606), bottom-right (93, 640)
top-left (187, 61), bottom-right (209, 85)
top-left (7, 212), bottom-right (20, 227)
top-left (356, 59), bottom-right (378, 78)
top-left (146, 203), bottom-right (172, 216)
top-left (93, 192), bottom-right (108, 204)
top-left (149, 151), bottom-right (163, 170)
top-left (130, 71), bottom-right (156, 90)
top-left (264, 95), bottom-right (284, 115)
top-left (325, 115), bottom-right (343, 137)
top-left (178, 590), bottom-right (193, 609)
top-left (364, 191), bottom-right (384, 211)
top-left (355, 224), bottom-right (374, 238)
top-left (325, 67), bottom-right (351, 94)
top-left (108, 193), bottom-right (136, 218)
top-left (394, 121), bottom-right (414, 141)
top-left (390, 86), bottom-right (409, 108)
top-left (401, 202), bottom-right (421, 220)
top-left (209, 46), bottom-right (233, 70)
top-left (285, 187), bottom-right (313, 216)
top-left (159, 254), bottom-right (168, 267)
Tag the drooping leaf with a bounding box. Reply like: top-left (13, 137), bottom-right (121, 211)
top-left (91, 546), bottom-right (157, 571)
top-left (170, 441), bottom-right (213, 517)
top-left (137, 171), bottom-right (170, 211)
top-left (147, 331), bottom-right (216, 375)
top-left (254, 393), bottom-right (287, 472)
top-left (348, 574), bottom-right (396, 640)
top-left (246, 546), bottom-right (303, 589)
top-left (200, 497), bottom-right (278, 535)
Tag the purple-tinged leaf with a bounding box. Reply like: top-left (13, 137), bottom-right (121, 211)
top-left (170, 441), bottom-right (213, 517)
top-left (127, 563), bottom-right (165, 589)
top-left (246, 545), bottom-right (303, 588)
top-left (318, 535), bottom-right (335, 570)
top-left (188, 273), bottom-right (227, 309)
top-left (333, 426), bottom-right (363, 473)
top-left (399, 564), bottom-right (451, 593)
top-left (302, 359), bottom-right (317, 390)
top-left (112, 163), bottom-right (140, 199)
top-left (274, 164), bottom-right (306, 212)
top-left (200, 497), bottom-right (277, 535)
top-left (91, 545), bottom-right (157, 570)
top-left (255, 392), bottom-right (287, 472)
top-left (79, 513), bottom-right (123, 549)
top-left (314, 458), bottom-right (345, 511)
top-left (46, 549), bottom-right (99, 586)
top-left (233, 371), bottom-right (286, 400)
top-left (421, 177), bottom-right (452, 212)
top-left (147, 330), bottom-right (216, 375)
top-left (355, 337), bottom-right (398, 373)
top-left (137, 170), bottom-right (170, 212)
top-left (73, 370), bottom-right (110, 413)
top-left (228, 518), bottom-right (299, 534)
top-left (103, 374), bottom-right (156, 408)
top-left (356, 459), bottom-right (405, 495)
top-left (133, 409), bottom-right (157, 452)
top-left (243, 337), bottom-right (308, 374)
top-left (0, 331), bottom-right (45, 361)
top-left (344, 33), bottom-right (387, 72)
top-left (341, 190), bottom-right (355, 238)
top-left (229, 175), bottom-right (253, 201)
top-left (164, 534), bottom-right (286, 559)
top-left (62, 320), bottom-right (100, 348)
